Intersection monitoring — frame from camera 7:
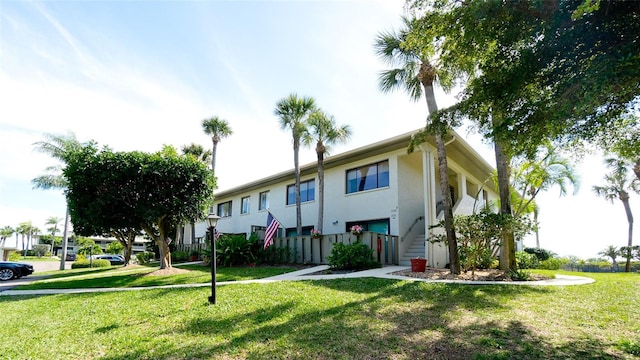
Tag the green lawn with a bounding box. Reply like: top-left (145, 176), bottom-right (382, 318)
top-left (1, 270), bottom-right (638, 359)
top-left (15, 264), bottom-right (297, 289)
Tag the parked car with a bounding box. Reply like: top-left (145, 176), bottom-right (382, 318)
top-left (0, 261), bottom-right (34, 281)
top-left (94, 255), bottom-right (125, 266)
top-left (65, 253), bottom-right (77, 261)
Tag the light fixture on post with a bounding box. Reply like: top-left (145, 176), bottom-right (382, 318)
top-left (206, 213), bottom-right (221, 304)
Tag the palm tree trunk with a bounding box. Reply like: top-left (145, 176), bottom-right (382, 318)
top-left (294, 138), bottom-right (303, 262)
top-left (211, 140), bottom-right (218, 173)
top-left (419, 61), bottom-right (460, 274)
top-left (317, 149), bottom-right (325, 234)
top-left (622, 197), bottom-right (634, 272)
top-left (59, 207), bottom-right (70, 270)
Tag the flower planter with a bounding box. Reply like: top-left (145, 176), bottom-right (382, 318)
top-left (411, 258), bottom-right (427, 272)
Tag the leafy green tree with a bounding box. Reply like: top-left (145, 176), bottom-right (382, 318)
top-left (375, 17), bottom-right (460, 274)
top-left (201, 116), bottom-right (232, 175)
top-left (64, 145), bottom-right (215, 269)
top-left (620, 245), bottom-right (640, 261)
top-left (302, 110), bottom-right (351, 234)
top-left (403, 0), bottom-right (640, 271)
top-left (180, 143), bottom-right (213, 245)
top-left (598, 245), bottom-right (621, 270)
top-left (106, 241), bottom-right (124, 255)
top-left (33, 132), bottom-right (88, 269)
top-left (275, 93), bottom-right (316, 260)
top-left (593, 158), bottom-right (639, 272)
top-left (75, 237), bottom-right (103, 256)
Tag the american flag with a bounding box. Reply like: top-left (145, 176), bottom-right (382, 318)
top-left (214, 229), bottom-right (221, 241)
top-left (264, 212), bottom-right (281, 250)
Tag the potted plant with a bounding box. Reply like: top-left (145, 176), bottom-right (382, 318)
top-left (311, 229), bottom-right (322, 239)
top-left (350, 225), bottom-right (363, 236)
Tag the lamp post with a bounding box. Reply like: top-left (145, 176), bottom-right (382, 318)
top-left (206, 213), bottom-right (221, 304)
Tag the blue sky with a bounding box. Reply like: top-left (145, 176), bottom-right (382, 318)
top-left (0, 0), bottom-right (636, 259)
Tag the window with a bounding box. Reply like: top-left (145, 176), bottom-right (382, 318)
top-left (259, 191), bottom-right (269, 210)
top-left (240, 196), bottom-right (250, 214)
top-left (346, 160), bottom-right (389, 194)
top-left (287, 179), bottom-right (315, 205)
top-left (217, 201), bottom-right (232, 217)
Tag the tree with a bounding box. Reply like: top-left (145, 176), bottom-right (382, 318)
top-left (275, 94), bottom-right (316, 261)
top-left (593, 158), bottom-right (639, 272)
top-left (375, 17), bottom-right (461, 274)
top-left (598, 245), bottom-right (621, 271)
top-left (45, 216), bottom-right (61, 256)
top-left (33, 132), bottom-right (88, 269)
top-left (620, 245), bottom-right (640, 261)
top-left (76, 237), bottom-right (102, 256)
top-left (201, 116), bottom-right (232, 175)
top-left (510, 144), bottom-right (580, 247)
top-left (404, 0), bottom-right (640, 272)
top-left (64, 145), bottom-right (215, 269)
top-left (302, 110), bottom-right (351, 233)
top-left (16, 221), bottom-right (35, 258)
top-left (180, 143), bottom-right (213, 245)
top-left (106, 241), bottom-right (124, 255)
top-left (0, 226), bottom-right (14, 259)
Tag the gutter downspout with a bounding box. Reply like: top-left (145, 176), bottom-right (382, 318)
top-left (419, 144), bottom-right (436, 266)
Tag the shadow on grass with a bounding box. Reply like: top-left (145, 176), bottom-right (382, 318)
top-left (94, 278), bottom-right (629, 360)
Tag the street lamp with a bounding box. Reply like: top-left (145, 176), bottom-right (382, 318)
top-left (206, 213), bottom-right (221, 304)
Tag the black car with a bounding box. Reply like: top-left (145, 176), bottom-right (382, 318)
top-left (0, 261), bottom-right (34, 281)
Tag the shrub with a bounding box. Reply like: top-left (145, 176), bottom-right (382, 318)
top-left (327, 241), bottom-right (381, 270)
top-left (8, 252), bottom-right (20, 261)
top-left (509, 268), bottom-right (531, 281)
top-left (135, 252), bottom-right (154, 264)
top-left (255, 244), bottom-right (292, 265)
top-left (71, 259), bottom-right (111, 268)
top-left (32, 244), bottom-right (50, 257)
top-left (216, 234), bottom-right (255, 267)
top-left (537, 257), bottom-right (566, 270)
top-left (171, 250), bottom-right (189, 262)
top-left (524, 247), bottom-right (553, 261)
top-left (516, 251), bottom-right (539, 269)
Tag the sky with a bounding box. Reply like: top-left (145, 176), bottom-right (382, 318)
top-left (0, 0), bottom-right (637, 260)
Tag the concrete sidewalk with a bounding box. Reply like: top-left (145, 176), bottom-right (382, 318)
top-left (0, 265), bottom-right (594, 297)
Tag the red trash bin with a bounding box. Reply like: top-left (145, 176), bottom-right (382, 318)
top-left (411, 258), bottom-right (427, 272)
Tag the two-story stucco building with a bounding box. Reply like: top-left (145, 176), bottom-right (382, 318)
top-left (187, 128), bottom-right (499, 268)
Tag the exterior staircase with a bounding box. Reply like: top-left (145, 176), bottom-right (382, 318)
top-left (399, 235), bottom-right (426, 266)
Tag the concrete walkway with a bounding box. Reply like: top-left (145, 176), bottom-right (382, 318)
top-left (0, 265), bottom-right (594, 297)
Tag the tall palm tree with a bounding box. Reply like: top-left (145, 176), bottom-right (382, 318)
top-left (302, 110), bottom-right (352, 234)
top-left (16, 221), bottom-right (33, 258)
top-left (0, 226), bottom-right (14, 259)
top-left (180, 143), bottom-right (213, 244)
top-left (375, 16), bottom-right (461, 274)
top-left (598, 245), bottom-right (620, 271)
top-left (275, 94), bottom-right (317, 261)
top-left (511, 144), bottom-right (580, 247)
top-left (593, 157), bottom-right (639, 272)
top-left (201, 116), bottom-right (232, 175)
top-left (33, 132), bottom-right (85, 269)
top-left (45, 216), bottom-right (62, 257)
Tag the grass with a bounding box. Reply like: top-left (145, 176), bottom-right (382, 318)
top-left (0, 270), bottom-right (638, 359)
top-left (15, 263), bottom-right (298, 290)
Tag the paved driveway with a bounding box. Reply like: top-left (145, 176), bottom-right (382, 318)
top-left (0, 259), bottom-right (72, 292)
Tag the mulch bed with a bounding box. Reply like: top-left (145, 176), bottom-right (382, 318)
top-left (393, 268), bottom-right (550, 281)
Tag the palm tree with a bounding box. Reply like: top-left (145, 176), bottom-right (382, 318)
top-left (375, 16), bottom-right (460, 274)
top-left (45, 216), bottom-right (62, 257)
top-left (180, 143), bottom-right (213, 245)
top-left (598, 245), bottom-right (620, 271)
top-left (593, 157), bottom-right (639, 272)
top-left (0, 226), bottom-right (14, 260)
top-left (511, 144), bottom-right (580, 247)
top-left (302, 110), bottom-right (351, 234)
top-left (16, 221), bottom-right (33, 258)
top-left (201, 116), bottom-right (232, 175)
top-left (275, 94), bottom-right (317, 261)
top-left (33, 132), bottom-right (85, 269)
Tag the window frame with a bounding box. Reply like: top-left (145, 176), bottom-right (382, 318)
top-left (240, 196), bottom-right (250, 215)
top-left (345, 160), bottom-right (390, 194)
top-left (217, 201), bottom-right (232, 217)
top-left (286, 179), bottom-right (315, 205)
top-left (259, 191), bottom-right (269, 211)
